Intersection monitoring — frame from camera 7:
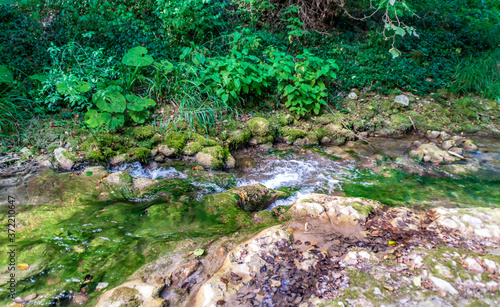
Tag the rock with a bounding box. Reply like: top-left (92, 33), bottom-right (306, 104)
top-left (23, 294), bottom-right (37, 302)
top-left (448, 147), bottom-right (463, 155)
top-left (95, 282), bottom-right (109, 291)
top-left (72, 293), bottom-right (88, 305)
top-left (38, 159), bottom-right (52, 168)
top-left (462, 139), bottom-right (478, 151)
top-left (348, 92), bottom-right (358, 100)
top-left (228, 129), bottom-right (251, 148)
top-left (110, 154), bottom-right (127, 165)
top-left (428, 276), bottom-right (458, 295)
top-left (426, 131), bottom-right (441, 139)
top-left (441, 140), bottom-right (455, 150)
top-left (246, 117), bottom-right (271, 137)
top-left (133, 178), bottom-right (157, 190)
top-left (53, 148), bottom-right (75, 170)
top-left (486, 281), bottom-right (499, 292)
top-left (105, 171), bottom-right (133, 186)
top-left (195, 146), bottom-right (225, 169)
top-left (394, 95), bottom-right (409, 106)
top-left (463, 257), bottom-right (484, 274)
top-left (183, 141), bottom-right (202, 156)
top-left (82, 166), bottom-right (108, 176)
top-left (195, 226), bottom-right (292, 307)
top-left (224, 154), bottom-right (236, 169)
top-left (483, 259), bottom-right (497, 273)
top-left (435, 264), bottom-right (453, 279)
top-left (95, 281), bottom-right (164, 307)
top-left (439, 131), bottom-right (451, 141)
top-left (410, 143), bottom-right (457, 163)
top-left (289, 194), bottom-right (380, 226)
top-left (156, 144), bottom-right (175, 157)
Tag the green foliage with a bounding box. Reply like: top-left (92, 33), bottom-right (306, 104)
top-left (267, 49), bottom-right (338, 116)
top-left (84, 85), bottom-right (156, 131)
top-left (451, 49), bottom-right (500, 99)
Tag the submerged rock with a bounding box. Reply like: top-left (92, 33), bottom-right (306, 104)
top-left (95, 281), bottom-right (164, 307)
top-left (410, 143), bottom-right (458, 163)
top-left (105, 171), bottom-right (133, 186)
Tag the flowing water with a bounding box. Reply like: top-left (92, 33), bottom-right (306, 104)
top-left (1, 136), bottom-right (499, 305)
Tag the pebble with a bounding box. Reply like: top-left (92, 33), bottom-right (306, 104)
top-left (428, 276), bottom-right (459, 295)
top-left (483, 259), bottom-right (497, 273)
top-left (464, 257), bottom-right (484, 274)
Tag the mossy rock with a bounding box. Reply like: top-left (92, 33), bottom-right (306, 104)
top-left (246, 117), bottom-right (271, 137)
top-left (132, 126), bottom-right (155, 140)
top-left (53, 148), bottom-right (77, 170)
top-left (105, 171), bottom-right (133, 186)
top-left (281, 127), bottom-right (307, 144)
top-left (201, 184), bottom-right (285, 228)
top-left (320, 124), bottom-right (355, 144)
top-left (183, 141), bottom-right (203, 156)
top-left (195, 146), bottom-right (225, 169)
top-left (165, 132), bottom-right (188, 151)
top-left (227, 129), bottom-right (251, 148)
top-left (248, 134), bottom-right (274, 146)
top-left (185, 169), bottom-right (237, 190)
top-left (387, 113), bottom-right (413, 134)
top-left (191, 133), bottom-right (218, 146)
top-left (132, 148), bottom-right (151, 161)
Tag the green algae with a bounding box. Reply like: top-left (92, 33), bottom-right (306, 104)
top-left (339, 168), bottom-right (500, 209)
top-left (0, 177), bottom-right (270, 306)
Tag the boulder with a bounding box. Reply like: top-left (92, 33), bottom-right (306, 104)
top-left (156, 144), bottom-right (175, 157)
top-left (224, 154), bottom-right (236, 169)
top-left (462, 139), bottom-right (478, 151)
top-left (195, 146), bottom-right (225, 169)
top-left (53, 148), bottom-right (75, 170)
top-left (246, 117), bottom-right (271, 137)
top-left (109, 154), bottom-right (127, 166)
top-left (348, 92), bottom-right (358, 100)
top-left (183, 141), bottom-right (202, 156)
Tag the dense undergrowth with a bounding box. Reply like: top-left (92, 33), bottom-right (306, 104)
top-left (0, 0), bottom-right (499, 150)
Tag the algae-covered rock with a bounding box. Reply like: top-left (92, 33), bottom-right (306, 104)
top-left (202, 184), bottom-right (285, 227)
top-left (281, 127), bottom-right (307, 144)
top-left (105, 171), bottom-right (133, 186)
top-left (155, 144), bottom-right (175, 157)
top-left (248, 134), bottom-right (273, 146)
top-left (227, 129), bottom-right (251, 148)
top-left (133, 178), bottom-right (158, 191)
top-left (320, 123), bottom-right (355, 145)
top-left (246, 117), bottom-right (271, 136)
top-left (195, 146), bottom-right (225, 169)
top-left (110, 154), bottom-right (127, 166)
top-left (82, 166), bottom-right (108, 177)
top-left (53, 148), bottom-right (75, 170)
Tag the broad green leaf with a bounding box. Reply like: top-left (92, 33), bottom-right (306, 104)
top-left (0, 65), bottom-right (13, 83)
top-left (86, 171), bottom-right (93, 176)
top-left (29, 74), bottom-right (48, 82)
top-left (129, 110), bottom-right (150, 124)
top-left (84, 110), bottom-right (105, 128)
top-left (395, 27), bottom-right (406, 36)
top-left (101, 113), bottom-right (125, 130)
top-left (94, 88), bottom-right (126, 113)
top-left (56, 80), bottom-right (90, 95)
top-left (193, 249), bottom-right (204, 256)
top-left (122, 46), bottom-right (154, 67)
top-left (126, 94), bottom-right (156, 111)
top-left (221, 94), bottom-right (229, 103)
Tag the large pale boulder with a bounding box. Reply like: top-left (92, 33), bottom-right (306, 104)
top-left (195, 146), bottom-right (224, 169)
top-left (104, 171), bottom-right (133, 186)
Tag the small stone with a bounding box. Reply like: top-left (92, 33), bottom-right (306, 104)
top-left (435, 264), bottom-right (453, 279)
top-left (224, 155), bottom-right (236, 169)
top-left (373, 287), bottom-right (383, 296)
top-left (23, 294), bottom-right (37, 302)
top-left (439, 131), bottom-right (451, 141)
top-left (95, 282), bottom-right (109, 291)
top-left (348, 92), bottom-right (358, 100)
top-left (13, 297), bottom-right (24, 303)
top-left (383, 285), bottom-right (394, 292)
top-left (486, 281), bottom-right (499, 292)
top-left (441, 140), bottom-right (455, 150)
top-left (110, 154), bottom-right (127, 166)
top-left (464, 257), bottom-right (484, 274)
top-left (428, 276), bottom-right (458, 295)
top-left (448, 147), bottom-right (463, 155)
top-left (426, 131), bottom-right (441, 139)
top-left (54, 148), bottom-right (75, 170)
top-left (394, 94), bottom-right (409, 106)
top-left (157, 144), bottom-right (175, 157)
top-left (483, 259), bottom-right (497, 273)
top-left (413, 276), bottom-right (422, 287)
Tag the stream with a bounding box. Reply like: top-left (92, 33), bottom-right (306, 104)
top-left (1, 136), bottom-right (499, 305)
